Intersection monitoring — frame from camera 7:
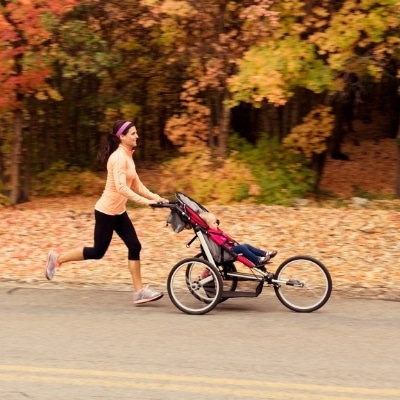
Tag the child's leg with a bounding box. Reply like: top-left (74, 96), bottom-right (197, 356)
top-left (241, 244), bottom-right (266, 258)
top-left (231, 244), bottom-right (260, 265)
top-left (243, 244), bottom-right (278, 259)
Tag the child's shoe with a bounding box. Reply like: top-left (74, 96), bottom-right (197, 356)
top-left (258, 255), bottom-right (270, 265)
top-left (266, 250), bottom-right (278, 259)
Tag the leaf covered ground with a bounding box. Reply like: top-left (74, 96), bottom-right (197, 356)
top-left (1, 116), bottom-right (399, 300)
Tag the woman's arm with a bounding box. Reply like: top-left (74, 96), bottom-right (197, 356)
top-left (111, 154), bottom-right (155, 205)
top-left (130, 172), bottom-right (166, 202)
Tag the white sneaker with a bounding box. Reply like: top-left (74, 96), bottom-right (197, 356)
top-left (45, 251), bottom-right (60, 280)
top-left (133, 285), bottom-right (163, 304)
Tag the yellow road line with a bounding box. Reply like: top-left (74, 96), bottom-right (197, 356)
top-left (0, 373), bottom-right (384, 400)
top-left (0, 365), bottom-right (398, 399)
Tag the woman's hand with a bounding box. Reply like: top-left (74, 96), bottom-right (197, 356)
top-left (148, 197), bottom-right (169, 205)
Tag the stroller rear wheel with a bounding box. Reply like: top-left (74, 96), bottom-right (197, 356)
top-left (167, 257), bottom-right (223, 315)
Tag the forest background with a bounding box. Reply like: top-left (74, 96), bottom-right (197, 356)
top-left (0, 0), bottom-right (399, 207)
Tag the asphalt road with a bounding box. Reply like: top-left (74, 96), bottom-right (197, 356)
top-left (1, 286), bottom-right (399, 400)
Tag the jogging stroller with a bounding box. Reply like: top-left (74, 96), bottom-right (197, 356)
top-left (152, 192), bottom-right (332, 315)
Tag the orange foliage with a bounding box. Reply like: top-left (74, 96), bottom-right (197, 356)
top-left (0, 0), bottom-right (77, 109)
top-left (141, 0), bottom-right (278, 151)
top-left (283, 105), bottom-right (334, 159)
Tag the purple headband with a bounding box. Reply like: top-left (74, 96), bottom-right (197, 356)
top-left (115, 121), bottom-right (132, 138)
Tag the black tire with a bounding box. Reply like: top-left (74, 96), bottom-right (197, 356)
top-left (273, 255), bottom-right (332, 312)
top-left (167, 258), bottom-right (223, 315)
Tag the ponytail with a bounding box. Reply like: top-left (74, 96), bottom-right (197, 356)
top-left (97, 134), bottom-right (119, 165)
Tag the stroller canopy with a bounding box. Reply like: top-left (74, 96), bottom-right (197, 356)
top-left (175, 192), bottom-right (209, 214)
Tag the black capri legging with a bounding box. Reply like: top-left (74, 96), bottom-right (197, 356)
top-left (83, 210), bottom-right (142, 261)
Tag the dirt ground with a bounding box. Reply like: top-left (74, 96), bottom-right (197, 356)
top-left (319, 112), bottom-right (397, 199)
top-left (1, 111), bottom-right (399, 300)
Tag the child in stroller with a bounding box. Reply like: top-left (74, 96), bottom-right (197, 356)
top-left (200, 212), bottom-right (277, 271)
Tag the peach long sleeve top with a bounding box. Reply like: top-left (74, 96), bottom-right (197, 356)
top-left (95, 145), bottom-right (161, 215)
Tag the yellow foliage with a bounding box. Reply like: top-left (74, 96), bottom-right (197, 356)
top-left (34, 84), bottom-right (64, 101)
top-left (47, 88), bottom-right (63, 101)
top-left (159, 0), bottom-right (194, 17)
top-left (165, 101), bottom-right (211, 150)
top-left (35, 91), bottom-right (48, 101)
top-left (308, 0), bottom-right (399, 78)
top-left (283, 105), bottom-right (334, 159)
top-left (159, 146), bottom-right (258, 204)
top-left (120, 103), bottom-right (142, 119)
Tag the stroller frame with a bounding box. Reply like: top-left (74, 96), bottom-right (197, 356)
top-left (152, 192), bottom-right (332, 315)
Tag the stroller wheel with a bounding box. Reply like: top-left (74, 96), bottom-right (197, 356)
top-left (273, 255), bottom-right (332, 312)
top-left (167, 258), bottom-right (223, 315)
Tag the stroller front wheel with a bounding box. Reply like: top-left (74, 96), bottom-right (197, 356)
top-left (273, 255), bottom-right (332, 312)
top-left (167, 257), bottom-right (223, 315)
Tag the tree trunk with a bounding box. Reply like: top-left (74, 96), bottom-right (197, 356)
top-left (330, 100), bottom-right (350, 160)
top-left (395, 122), bottom-right (400, 198)
top-left (21, 102), bottom-right (37, 202)
top-left (0, 125), bottom-right (5, 186)
top-left (388, 83), bottom-right (399, 139)
top-left (218, 92), bottom-right (231, 159)
top-left (10, 109), bottom-right (23, 205)
top-left (312, 151), bottom-right (328, 192)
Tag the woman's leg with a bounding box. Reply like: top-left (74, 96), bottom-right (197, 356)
top-left (58, 248), bottom-right (84, 264)
top-left (115, 212), bottom-right (163, 303)
top-left (45, 210), bottom-right (114, 280)
top-left (83, 210), bottom-right (115, 260)
top-left (46, 248), bottom-right (83, 280)
top-left (114, 212), bottom-right (142, 289)
top-left (128, 260), bottom-right (143, 291)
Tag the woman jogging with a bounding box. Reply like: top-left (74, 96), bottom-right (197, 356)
top-left (44, 120), bottom-right (169, 305)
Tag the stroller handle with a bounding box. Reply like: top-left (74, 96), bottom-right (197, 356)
top-left (150, 202), bottom-right (176, 209)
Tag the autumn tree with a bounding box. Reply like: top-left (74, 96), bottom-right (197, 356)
top-left (229, 0), bottom-right (399, 186)
top-left (138, 0), bottom-right (278, 159)
top-left (310, 0), bottom-right (400, 176)
top-left (1, 0), bottom-right (398, 203)
top-left (0, 0), bottom-right (77, 204)
top-left (40, 1), bottom-right (125, 167)
top-left (65, 0), bottom-right (187, 160)
top-left (310, 0), bottom-right (400, 137)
